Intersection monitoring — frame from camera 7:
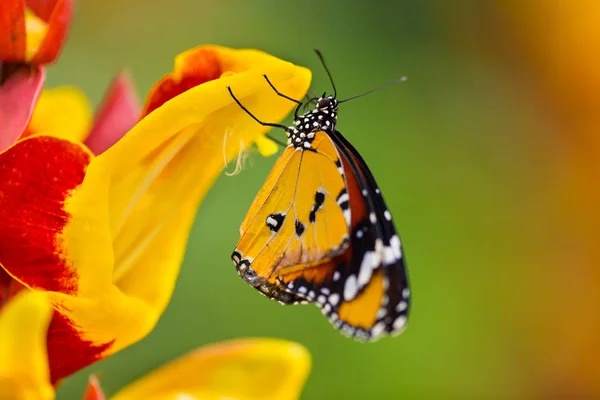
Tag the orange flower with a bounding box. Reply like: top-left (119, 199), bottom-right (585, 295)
top-left (0, 0), bottom-right (74, 154)
top-left (0, 45), bottom-right (311, 385)
top-left (0, 0), bottom-right (73, 64)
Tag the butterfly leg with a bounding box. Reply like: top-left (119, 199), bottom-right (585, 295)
top-left (263, 74), bottom-right (302, 104)
top-left (227, 86), bottom-right (288, 130)
top-left (263, 74), bottom-right (304, 119)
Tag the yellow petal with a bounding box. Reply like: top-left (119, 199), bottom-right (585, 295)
top-left (255, 135), bottom-right (280, 157)
top-left (111, 339), bottom-right (311, 400)
top-left (0, 46), bottom-right (311, 379)
top-left (25, 8), bottom-right (48, 61)
top-left (0, 291), bottom-right (54, 400)
top-left (26, 86), bottom-right (92, 143)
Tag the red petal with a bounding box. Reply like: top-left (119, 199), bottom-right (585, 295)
top-left (0, 0), bottom-right (26, 61)
top-left (27, 0), bottom-right (59, 20)
top-left (85, 71), bottom-right (141, 155)
top-left (0, 136), bottom-right (90, 294)
top-left (47, 312), bottom-right (113, 383)
top-left (0, 136), bottom-right (115, 382)
top-left (0, 269), bottom-right (11, 304)
top-left (30, 0), bottom-right (73, 64)
top-left (140, 47), bottom-right (222, 118)
top-left (0, 66), bottom-right (45, 152)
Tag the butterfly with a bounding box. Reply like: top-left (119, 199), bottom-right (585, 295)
top-left (228, 50), bottom-right (410, 341)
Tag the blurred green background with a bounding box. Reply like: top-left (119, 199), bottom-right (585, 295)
top-left (51, 0), bottom-right (600, 398)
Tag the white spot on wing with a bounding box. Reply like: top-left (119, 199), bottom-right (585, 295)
top-left (393, 315), bottom-right (407, 331)
top-left (357, 251), bottom-right (379, 287)
top-left (396, 301), bottom-right (408, 312)
top-left (390, 235), bottom-right (402, 259)
top-left (343, 209), bottom-right (351, 226)
top-left (342, 324), bottom-right (355, 336)
top-left (344, 275), bottom-right (358, 300)
top-left (384, 210), bottom-right (392, 221)
top-left (383, 245), bottom-right (396, 264)
top-left (337, 192), bottom-right (349, 204)
top-left (266, 216), bottom-right (277, 226)
top-left (329, 293), bottom-right (340, 306)
top-left (371, 321), bottom-right (386, 338)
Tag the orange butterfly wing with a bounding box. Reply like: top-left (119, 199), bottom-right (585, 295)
top-left (232, 131), bottom-right (349, 304)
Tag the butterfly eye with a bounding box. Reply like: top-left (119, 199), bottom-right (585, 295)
top-left (318, 98), bottom-right (331, 109)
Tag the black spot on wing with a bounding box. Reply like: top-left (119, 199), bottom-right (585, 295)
top-left (309, 190), bottom-right (326, 223)
top-left (266, 212), bottom-right (286, 233)
top-left (295, 219), bottom-right (306, 236)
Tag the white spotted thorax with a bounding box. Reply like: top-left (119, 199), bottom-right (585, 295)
top-left (286, 96), bottom-right (338, 149)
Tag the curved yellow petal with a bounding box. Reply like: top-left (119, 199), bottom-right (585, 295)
top-left (25, 86), bottom-right (92, 142)
top-left (111, 339), bottom-right (311, 400)
top-left (0, 47), bottom-right (310, 381)
top-left (59, 45), bottom-right (310, 359)
top-left (0, 291), bottom-right (54, 400)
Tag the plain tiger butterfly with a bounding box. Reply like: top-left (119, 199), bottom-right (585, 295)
top-left (228, 50), bottom-right (410, 341)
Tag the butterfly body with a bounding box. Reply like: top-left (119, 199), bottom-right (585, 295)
top-left (231, 88), bottom-right (411, 341)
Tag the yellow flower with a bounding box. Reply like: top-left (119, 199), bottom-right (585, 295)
top-left (0, 291), bottom-right (54, 400)
top-left (0, 45), bottom-right (311, 384)
top-left (0, 293), bottom-right (311, 400)
top-left (86, 339), bottom-right (311, 400)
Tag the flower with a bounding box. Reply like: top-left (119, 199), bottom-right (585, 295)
top-left (0, 64), bottom-right (45, 152)
top-left (18, 71), bottom-right (141, 153)
top-left (0, 291), bottom-right (54, 400)
top-left (0, 293), bottom-right (311, 400)
top-left (0, 45), bottom-right (311, 384)
top-left (0, 0), bottom-right (74, 147)
top-left (0, 0), bottom-right (74, 155)
top-left (0, 0), bottom-right (74, 65)
top-left (86, 339), bottom-right (311, 400)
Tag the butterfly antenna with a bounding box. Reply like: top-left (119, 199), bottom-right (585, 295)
top-left (339, 76), bottom-right (407, 104)
top-left (314, 49), bottom-right (337, 98)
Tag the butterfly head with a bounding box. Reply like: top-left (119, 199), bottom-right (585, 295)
top-left (316, 95), bottom-right (338, 112)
